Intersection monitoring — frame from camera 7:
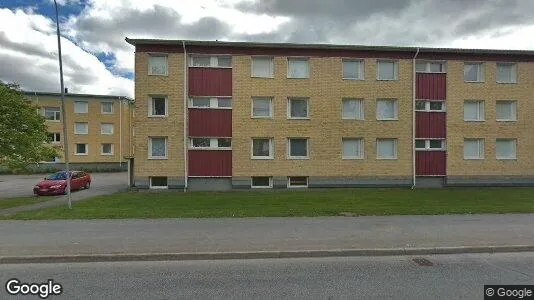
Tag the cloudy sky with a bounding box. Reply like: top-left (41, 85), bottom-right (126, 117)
top-left (1, 0), bottom-right (533, 98)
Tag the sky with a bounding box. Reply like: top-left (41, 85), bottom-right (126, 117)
top-left (1, 0), bottom-right (533, 98)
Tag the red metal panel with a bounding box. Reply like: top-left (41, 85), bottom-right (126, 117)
top-left (188, 68), bottom-right (232, 96)
top-left (416, 73), bottom-right (446, 100)
top-left (416, 112), bottom-right (446, 138)
top-left (189, 109), bottom-right (232, 137)
top-left (188, 150), bottom-right (232, 176)
top-left (416, 151), bottom-right (446, 176)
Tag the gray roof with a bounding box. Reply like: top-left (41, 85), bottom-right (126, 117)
top-left (23, 91), bottom-right (134, 102)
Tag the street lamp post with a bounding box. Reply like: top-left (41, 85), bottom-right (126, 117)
top-left (53, 0), bottom-right (72, 208)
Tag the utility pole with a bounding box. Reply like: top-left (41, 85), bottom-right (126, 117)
top-left (54, 0), bottom-right (72, 208)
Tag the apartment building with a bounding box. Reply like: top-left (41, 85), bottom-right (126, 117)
top-left (23, 91), bottom-right (134, 172)
top-left (125, 38), bottom-right (534, 190)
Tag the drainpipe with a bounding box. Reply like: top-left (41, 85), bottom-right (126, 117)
top-left (412, 47), bottom-right (420, 189)
top-left (182, 41), bottom-right (188, 191)
top-left (119, 96), bottom-right (122, 166)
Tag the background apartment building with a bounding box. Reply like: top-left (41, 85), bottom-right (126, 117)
top-left (126, 38), bottom-right (534, 190)
top-left (23, 91), bottom-right (134, 172)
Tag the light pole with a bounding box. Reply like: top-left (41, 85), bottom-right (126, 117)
top-left (53, 0), bottom-right (72, 208)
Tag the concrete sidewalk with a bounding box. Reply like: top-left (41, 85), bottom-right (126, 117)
top-left (1, 214), bottom-right (533, 263)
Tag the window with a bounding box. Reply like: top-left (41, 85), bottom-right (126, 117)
top-left (288, 138), bottom-right (309, 159)
top-left (377, 139), bottom-right (397, 159)
top-left (415, 101), bottom-right (446, 112)
top-left (149, 137), bottom-right (167, 159)
top-left (496, 63), bottom-right (517, 83)
top-left (252, 56), bottom-right (274, 78)
top-left (288, 98), bottom-right (309, 119)
top-left (342, 138), bottom-right (364, 159)
top-left (190, 55), bottom-right (232, 68)
top-left (43, 107), bottom-right (60, 121)
top-left (150, 177), bottom-right (168, 189)
top-left (148, 55), bottom-right (168, 75)
top-left (47, 133), bottom-right (60, 143)
top-left (287, 57), bottom-right (309, 78)
top-left (415, 61), bottom-right (446, 73)
top-left (189, 97), bottom-right (232, 109)
top-left (251, 177), bottom-right (273, 188)
top-left (342, 59), bottom-right (364, 79)
top-left (496, 101), bottom-right (517, 121)
top-left (342, 99), bottom-right (364, 120)
top-left (101, 123), bottom-right (114, 135)
top-left (496, 139), bottom-right (517, 160)
top-left (149, 97), bottom-right (167, 116)
top-left (464, 100), bottom-right (485, 121)
top-left (252, 138), bottom-right (273, 159)
top-left (74, 122), bottom-right (88, 135)
top-left (75, 143), bottom-right (88, 155)
top-left (190, 138), bottom-right (232, 149)
top-left (101, 102), bottom-right (113, 114)
top-left (101, 143), bottom-right (113, 155)
top-left (288, 176), bottom-right (308, 188)
top-left (252, 97), bottom-right (273, 118)
top-left (464, 139), bottom-right (484, 159)
top-left (464, 62), bottom-right (484, 82)
top-left (376, 99), bottom-right (398, 120)
top-left (415, 139), bottom-right (445, 150)
top-left (377, 60), bottom-right (398, 80)
top-left (74, 101), bottom-right (88, 113)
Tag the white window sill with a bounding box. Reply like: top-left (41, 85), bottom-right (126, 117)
top-left (101, 133), bottom-right (114, 135)
top-left (464, 120), bottom-right (485, 122)
top-left (101, 153), bottom-right (114, 156)
top-left (74, 112), bottom-right (88, 114)
top-left (288, 185), bottom-right (308, 188)
top-left (251, 76), bottom-right (274, 79)
top-left (376, 78), bottom-right (398, 81)
top-left (101, 112), bottom-right (114, 115)
top-left (148, 73), bottom-right (168, 76)
top-left (148, 115), bottom-right (168, 118)
top-left (496, 119), bottom-right (517, 122)
top-left (74, 133), bottom-right (89, 135)
top-left (74, 153), bottom-right (88, 156)
top-left (464, 80), bottom-right (485, 83)
top-left (251, 186), bottom-right (273, 189)
top-left (148, 157), bottom-right (168, 160)
top-left (342, 117), bottom-right (365, 121)
top-left (149, 186), bottom-right (169, 189)
top-left (342, 157), bottom-right (364, 160)
top-left (377, 118), bottom-right (399, 121)
top-left (496, 81), bottom-right (517, 84)
top-left (497, 157), bottom-right (517, 160)
top-left (46, 120), bottom-right (61, 122)
top-left (251, 116), bottom-right (274, 119)
top-left (464, 158), bottom-right (485, 160)
top-left (251, 157), bottom-right (274, 160)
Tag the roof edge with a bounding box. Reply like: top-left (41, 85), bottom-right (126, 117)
top-left (22, 90), bottom-right (134, 102)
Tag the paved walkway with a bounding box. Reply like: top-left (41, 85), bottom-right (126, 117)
top-left (1, 214), bottom-right (533, 258)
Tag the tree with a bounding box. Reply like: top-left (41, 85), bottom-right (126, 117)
top-left (0, 82), bottom-right (59, 171)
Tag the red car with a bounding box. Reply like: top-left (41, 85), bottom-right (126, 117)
top-left (33, 171), bottom-right (91, 196)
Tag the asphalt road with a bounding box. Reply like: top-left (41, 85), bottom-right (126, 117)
top-left (1, 253), bottom-right (533, 299)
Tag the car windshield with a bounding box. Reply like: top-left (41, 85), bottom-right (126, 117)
top-left (45, 172), bottom-right (68, 180)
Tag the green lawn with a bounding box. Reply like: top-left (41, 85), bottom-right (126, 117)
top-left (1, 187), bottom-right (534, 220)
top-left (0, 196), bottom-right (57, 210)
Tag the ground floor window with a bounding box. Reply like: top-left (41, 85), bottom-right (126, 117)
top-left (288, 176), bottom-right (308, 188)
top-left (251, 176), bottom-right (272, 188)
top-left (150, 176), bottom-right (168, 189)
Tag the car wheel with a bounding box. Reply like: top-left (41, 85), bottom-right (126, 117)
top-left (84, 182), bottom-right (91, 189)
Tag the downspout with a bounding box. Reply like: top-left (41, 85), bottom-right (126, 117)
top-left (412, 47), bottom-right (420, 189)
top-left (183, 41), bottom-right (188, 191)
top-left (119, 96), bottom-right (122, 166)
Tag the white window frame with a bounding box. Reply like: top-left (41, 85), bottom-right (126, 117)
top-left (287, 176), bottom-right (309, 188)
top-left (251, 176), bottom-right (273, 189)
top-left (376, 60), bottom-right (398, 80)
top-left (464, 62), bottom-right (485, 82)
top-left (342, 98), bottom-right (365, 120)
top-left (189, 97), bottom-right (232, 109)
top-left (101, 143), bottom-right (114, 156)
top-left (415, 139), bottom-right (446, 151)
top-left (48, 132), bottom-right (60, 143)
top-left (149, 96), bottom-right (168, 117)
top-left (189, 138), bottom-right (232, 150)
top-left (148, 137), bottom-right (168, 159)
top-left (287, 57), bottom-right (310, 79)
top-left (251, 138), bottom-right (274, 160)
top-left (415, 61), bottom-right (447, 73)
top-left (149, 176), bottom-right (169, 189)
top-left (415, 100), bottom-right (447, 112)
top-left (496, 139), bottom-right (517, 160)
top-left (287, 98), bottom-right (310, 119)
top-left (251, 97), bottom-right (274, 118)
top-left (376, 139), bottom-right (398, 160)
top-left (74, 101), bottom-right (88, 114)
top-left (101, 102), bottom-right (113, 114)
top-left (43, 107), bottom-right (61, 121)
top-left (376, 99), bottom-right (399, 120)
top-left (251, 56), bottom-right (274, 78)
top-left (189, 55), bottom-right (232, 68)
top-left (342, 138), bottom-right (364, 159)
top-left (101, 123), bottom-right (114, 135)
top-left (342, 59), bottom-right (364, 80)
top-left (287, 138), bottom-right (309, 159)
top-left (464, 100), bottom-right (485, 121)
top-left (464, 139), bottom-right (485, 160)
top-left (74, 122), bottom-right (89, 135)
top-left (74, 143), bottom-right (88, 156)
top-left (148, 54), bottom-right (168, 76)
top-left (496, 100), bottom-right (517, 122)
top-left (496, 62), bottom-right (517, 84)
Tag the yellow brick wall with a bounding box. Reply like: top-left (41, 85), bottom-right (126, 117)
top-left (24, 94), bottom-right (132, 164)
top-left (133, 52), bottom-right (185, 177)
top-left (446, 61), bottom-right (534, 176)
top-left (232, 56), bottom-right (414, 177)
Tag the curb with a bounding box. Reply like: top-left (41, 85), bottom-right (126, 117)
top-left (2, 245), bottom-right (534, 264)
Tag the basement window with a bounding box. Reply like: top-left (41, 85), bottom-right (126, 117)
top-left (150, 177), bottom-right (168, 189)
top-left (251, 177), bottom-right (273, 188)
top-left (288, 176), bottom-right (308, 188)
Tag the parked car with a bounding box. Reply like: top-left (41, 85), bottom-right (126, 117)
top-left (33, 171), bottom-right (91, 196)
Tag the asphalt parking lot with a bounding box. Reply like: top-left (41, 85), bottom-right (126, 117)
top-left (0, 172), bottom-right (128, 199)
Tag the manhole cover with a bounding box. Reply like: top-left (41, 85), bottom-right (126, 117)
top-left (413, 257), bottom-right (434, 266)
